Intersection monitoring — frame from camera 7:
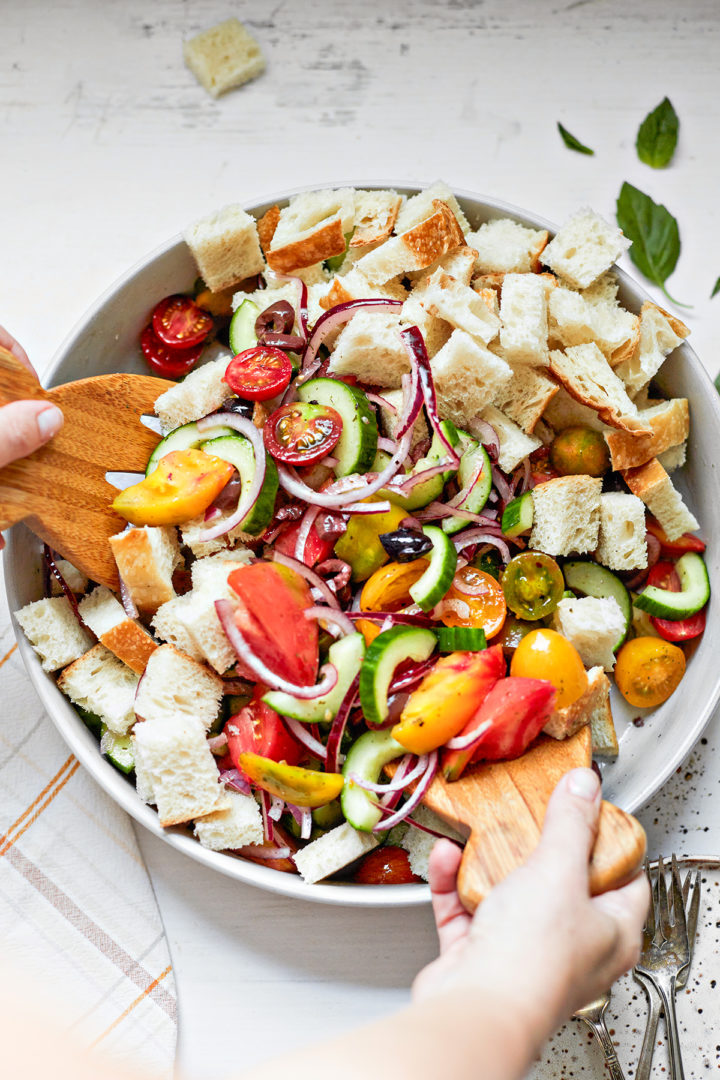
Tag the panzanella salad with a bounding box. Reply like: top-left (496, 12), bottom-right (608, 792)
top-left (16, 183), bottom-right (710, 887)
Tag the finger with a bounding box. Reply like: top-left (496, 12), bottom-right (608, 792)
top-left (428, 839), bottom-right (472, 952)
top-left (0, 401), bottom-right (64, 469)
top-left (533, 768), bottom-right (601, 886)
top-left (592, 872), bottom-right (650, 974)
top-left (0, 327), bottom-right (35, 376)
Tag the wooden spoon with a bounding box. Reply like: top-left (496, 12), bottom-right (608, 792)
top-left (0, 347), bottom-right (172, 590)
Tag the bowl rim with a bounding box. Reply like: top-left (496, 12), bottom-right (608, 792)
top-left (6, 180), bottom-right (720, 907)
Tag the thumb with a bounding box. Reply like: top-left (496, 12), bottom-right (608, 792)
top-left (0, 401), bottom-right (64, 469)
top-left (533, 767), bottom-right (602, 884)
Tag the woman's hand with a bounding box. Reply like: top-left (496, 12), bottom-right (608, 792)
top-left (415, 767), bottom-right (649, 1038)
top-left (0, 326), bottom-right (63, 549)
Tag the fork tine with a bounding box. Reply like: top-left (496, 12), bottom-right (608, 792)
top-left (686, 869), bottom-right (701, 959)
top-left (670, 855), bottom-right (687, 936)
top-left (657, 855), bottom-right (673, 939)
top-left (643, 858), bottom-right (656, 939)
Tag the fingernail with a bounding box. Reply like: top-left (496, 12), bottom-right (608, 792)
top-left (567, 767), bottom-right (600, 801)
top-left (37, 406), bottom-right (63, 440)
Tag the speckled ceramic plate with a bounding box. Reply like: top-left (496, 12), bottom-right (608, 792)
top-left (5, 184), bottom-right (720, 906)
top-left (532, 856), bottom-right (720, 1078)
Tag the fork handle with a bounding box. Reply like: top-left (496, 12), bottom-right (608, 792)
top-left (578, 1016), bottom-right (627, 1080)
top-left (657, 976), bottom-right (686, 1080)
top-left (635, 974), bottom-right (663, 1080)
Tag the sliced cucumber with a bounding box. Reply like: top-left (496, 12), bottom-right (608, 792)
top-left (228, 298), bottom-right (260, 355)
top-left (634, 552), bottom-right (710, 619)
top-left (199, 434), bottom-right (279, 536)
top-left (146, 419), bottom-right (235, 475)
top-left (341, 728), bottom-right (406, 831)
top-left (325, 230), bottom-right (354, 273)
top-left (263, 632), bottom-right (366, 723)
top-left (100, 726), bottom-right (134, 775)
top-left (381, 420), bottom-right (460, 512)
top-left (297, 377), bottom-right (378, 477)
top-left (563, 561), bottom-right (632, 647)
top-left (76, 706), bottom-right (104, 738)
top-left (436, 626), bottom-right (487, 653)
top-left (502, 492), bottom-right (534, 538)
top-left (443, 442), bottom-right (492, 535)
top-left (359, 626), bottom-right (437, 727)
top-left (409, 526), bottom-right (458, 612)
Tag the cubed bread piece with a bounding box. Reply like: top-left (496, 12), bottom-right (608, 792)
top-left (15, 596), bottom-right (94, 673)
top-left (472, 406), bottom-right (541, 474)
top-left (543, 667), bottom-right (610, 741)
top-left (378, 388), bottom-right (431, 451)
top-left (132, 716), bottom-right (230, 827)
top-left (622, 458), bottom-right (699, 541)
top-left (466, 218), bottom-right (549, 274)
top-left (421, 270), bottom-right (501, 345)
top-left (78, 586), bottom-right (157, 674)
top-left (591, 705), bottom-right (620, 761)
top-left (57, 644), bottom-right (139, 735)
top-left (151, 595), bottom-right (204, 661)
top-left (194, 790), bottom-right (263, 850)
top-left (658, 441), bottom-right (687, 473)
top-left (154, 348), bottom-right (233, 432)
top-left (615, 302), bottom-right (689, 396)
top-left (320, 267), bottom-right (407, 312)
top-left (134, 644), bottom-right (223, 730)
top-left (266, 188), bottom-right (355, 273)
top-left (499, 273), bottom-right (549, 366)
top-left (292, 821), bottom-right (379, 884)
top-left (553, 596), bottom-right (626, 671)
top-left (605, 398), bottom-right (689, 471)
top-left (256, 205), bottom-right (280, 253)
top-left (400, 295), bottom-right (452, 358)
top-left (350, 189), bottom-right (403, 247)
top-left (541, 207), bottom-right (631, 289)
top-left (548, 282), bottom-right (639, 364)
top-left (172, 584), bottom-right (238, 675)
top-left (395, 181), bottom-right (471, 235)
top-left (109, 526), bottom-right (181, 616)
top-left (542, 385), bottom-right (608, 434)
top-left (493, 364), bottom-right (558, 434)
top-left (399, 806), bottom-right (465, 881)
top-left (595, 493), bottom-right (648, 571)
top-left (184, 205), bottom-right (264, 293)
top-left (548, 344), bottom-right (649, 433)
top-left (190, 549), bottom-right (253, 589)
top-left (183, 18), bottom-right (265, 98)
top-left (356, 201), bottom-right (464, 284)
top-left (408, 245), bottom-right (478, 288)
top-left (530, 475), bottom-right (602, 557)
top-left (328, 310), bottom-right (409, 387)
top-left (180, 510), bottom-right (251, 559)
top-left (50, 559), bottom-right (88, 596)
top-left (430, 330), bottom-right (512, 428)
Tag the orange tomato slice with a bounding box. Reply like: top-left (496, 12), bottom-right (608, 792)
top-left (437, 566), bottom-right (507, 639)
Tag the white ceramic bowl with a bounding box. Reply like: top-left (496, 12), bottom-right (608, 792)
top-left (6, 184), bottom-right (720, 906)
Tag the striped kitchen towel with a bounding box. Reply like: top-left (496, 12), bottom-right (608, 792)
top-left (0, 590), bottom-right (177, 1078)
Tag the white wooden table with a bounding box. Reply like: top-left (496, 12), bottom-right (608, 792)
top-left (3, 2), bottom-right (720, 1075)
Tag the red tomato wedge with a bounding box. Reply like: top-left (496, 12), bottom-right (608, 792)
top-left (225, 692), bottom-right (303, 769)
top-left (646, 518), bottom-right (706, 558)
top-left (224, 346), bottom-right (293, 401)
top-left (263, 402), bottom-right (343, 466)
top-left (228, 562), bottom-right (319, 687)
top-left (647, 561), bottom-right (707, 641)
top-left (140, 324), bottom-right (202, 377)
top-left (274, 519), bottom-right (338, 567)
top-left (152, 294), bottom-right (214, 349)
top-left (468, 677), bottom-right (556, 765)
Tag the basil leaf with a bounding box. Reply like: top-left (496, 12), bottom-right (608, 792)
top-left (712, 277), bottom-right (720, 299)
top-left (636, 97), bottom-right (679, 169)
top-left (557, 122), bottom-right (594, 156)
top-left (715, 371), bottom-right (720, 394)
top-left (616, 182), bottom-right (689, 307)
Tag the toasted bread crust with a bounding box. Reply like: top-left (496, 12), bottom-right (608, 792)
top-left (266, 215), bottom-right (345, 273)
top-left (606, 398), bottom-right (689, 471)
top-left (108, 531), bottom-right (175, 615)
top-left (257, 204), bottom-right (281, 253)
top-left (400, 201), bottom-right (464, 265)
top-left (320, 278), bottom-right (353, 310)
top-left (543, 668), bottom-right (611, 741)
top-left (100, 621), bottom-right (158, 675)
top-left (548, 350), bottom-right (651, 434)
top-left (621, 457), bottom-right (667, 499)
top-left (350, 194), bottom-right (402, 247)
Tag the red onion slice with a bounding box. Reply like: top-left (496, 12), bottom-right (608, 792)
top-left (399, 326), bottom-right (459, 466)
top-left (372, 751), bottom-right (438, 832)
top-left (119, 574), bottom-right (140, 620)
top-left (295, 504), bottom-right (321, 562)
top-left (215, 599), bottom-right (338, 698)
top-left (219, 768), bottom-right (252, 796)
top-left (272, 551), bottom-right (340, 609)
top-left (447, 458), bottom-right (486, 508)
top-left (395, 366), bottom-right (423, 441)
top-left (237, 844), bottom-right (291, 860)
top-left (260, 790), bottom-right (275, 843)
top-left (283, 717), bottom-right (328, 760)
top-left (376, 437), bottom-right (398, 454)
top-left (301, 298), bottom-right (403, 371)
top-left (197, 412), bottom-right (267, 541)
top-left (349, 753), bottom-right (428, 794)
top-left (325, 675), bottom-right (359, 774)
top-left (453, 529), bottom-right (512, 563)
top-left (520, 456), bottom-right (533, 493)
top-left (445, 720), bottom-right (493, 751)
top-left (268, 795), bottom-right (285, 821)
top-left (314, 558), bottom-right (352, 594)
top-left (386, 458), bottom-right (455, 496)
top-left (207, 732), bottom-right (228, 752)
top-left (347, 611), bottom-right (435, 628)
top-left (414, 502), bottom-right (498, 525)
top-left (389, 658), bottom-right (436, 692)
top-left (366, 392), bottom-right (397, 413)
top-left (491, 465), bottom-right (513, 505)
top-left (303, 605), bottom-right (355, 637)
top-left (470, 419), bottom-right (500, 462)
top-left (43, 546), bottom-right (94, 633)
top-left (404, 816), bottom-right (457, 841)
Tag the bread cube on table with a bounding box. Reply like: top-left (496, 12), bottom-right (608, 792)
top-left (183, 18), bottom-right (265, 99)
top-left (530, 475), bottom-right (602, 557)
top-left (293, 822), bottom-right (380, 885)
top-left (15, 596), bottom-right (94, 673)
top-left (134, 644), bottom-right (223, 731)
top-left (430, 330), bottom-right (512, 428)
top-left (499, 273), bottom-right (549, 366)
top-left (553, 596), bottom-right (627, 671)
top-left (594, 493), bottom-right (648, 571)
top-left (622, 457), bottom-right (699, 541)
top-left (57, 644), bottom-right (139, 736)
top-left (194, 790), bottom-right (264, 851)
top-left (472, 405), bottom-right (541, 474)
top-left (615, 301), bottom-right (689, 396)
top-left (78, 586), bottom-right (157, 674)
top-left (109, 526), bottom-right (182, 616)
top-left (466, 218), bottom-right (549, 275)
top-left (541, 207), bottom-right (631, 289)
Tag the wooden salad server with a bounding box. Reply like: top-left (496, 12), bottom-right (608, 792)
top-left (0, 346), bottom-right (172, 591)
top-left (420, 726), bottom-right (646, 912)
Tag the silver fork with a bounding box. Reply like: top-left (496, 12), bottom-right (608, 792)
top-left (634, 855), bottom-right (691, 1080)
top-left (574, 991), bottom-right (626, 1080)
top-left (634, 865), bottom-right (701, 1080)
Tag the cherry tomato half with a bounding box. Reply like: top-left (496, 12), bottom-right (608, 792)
top-left (615, 637), bottom-right (686, 708)
top-left (140, 324), bottom-right (202, 378)
top-left (646, 518), bottom-right (706, 559)
top-left (437, 566), bottom-right (507, 639)
top-left (264, 402), bottom-right (343, 466)
top-left (510, 628), bottom-right (587, 710)
top-left (151, 294), bottom-right (214, 349)
top-left (501, 552), bottom-right (564, 621)
top-left (646, 562), bottom-right (707, 641)
top-left (353, 847), bottom-right (422, 885)
top-left (224, 346), bottom-right (293, 401)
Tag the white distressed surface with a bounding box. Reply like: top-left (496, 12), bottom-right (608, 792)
top-left (2, 1), bottom-right (720, 1076)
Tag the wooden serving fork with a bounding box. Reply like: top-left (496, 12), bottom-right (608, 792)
top-left (0, 347), bottom-right (172, 590)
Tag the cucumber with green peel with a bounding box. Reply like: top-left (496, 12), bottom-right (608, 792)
top-left (325, 230), bottom-right (355, 273)
top-left (341, 728), bottom-right (407, 831)
top-left (263, 632), bottom-right (366, 723)
top-left (409, 526), bottom-right (458, 612)
top-left (228, 298), bottom-right (260, 355)
top-left (100, 726), bottom-right (134, 775)
top-left (199, 434), bottom-right (279, 535)
top-left (443, 441), bottom-right (492, 535)
top-left (359, 626), bottom-right (437, 727)
top-left (634, 552), bottom-right (710, 619)
top-left (562, 561), bottom-right (632, 647)
top-left (312, 798), bottom-right (344, 830)
top-left (76, 706), bottom-right (104, 738)
top-left (146, 419), bottom-right (235, 475)
top-left (501, 492), bottom-right (534, 537)
top-left (436, 626), bottom-right (487, 653)
top-left (380, 420), bottom-right (461, 512)
top-left (297, 377), bottom-right (378, 476)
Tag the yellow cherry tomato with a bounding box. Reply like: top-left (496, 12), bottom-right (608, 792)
top-left (335, 501), bottom-right (410, 581)
top-left (238, 753), bottom-right (345, 808)
top-left (510, 628), bottom-right (587, 709)
top-left (112, 449), bottom-right (234, 527)
top-left (360, 558), bottom-right (429, 612)
top-left (615, 637), bottom-right (686, 708)
top-left (437, 566), bottom-right (507, 639)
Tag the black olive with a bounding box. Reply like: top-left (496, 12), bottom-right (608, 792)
top-left (221, 396), bottom-right (254, 418)
top-left (379, 528), bottom-right (432, 562)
